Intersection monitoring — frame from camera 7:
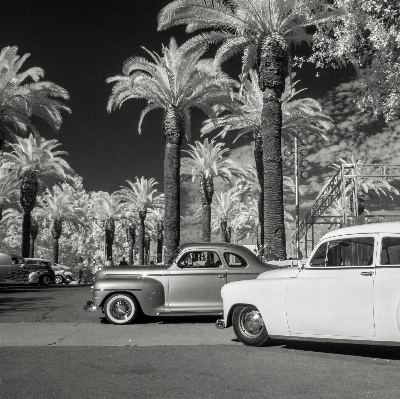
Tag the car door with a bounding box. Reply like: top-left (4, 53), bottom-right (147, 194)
top-left (286, 235), bottom-right (376, 338)
top-left (167, 250), bottom-right (226, 313)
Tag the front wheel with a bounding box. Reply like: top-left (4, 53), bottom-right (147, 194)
top-left (54, 275), bottom-right (64, 284)
top-left (104, 294), bottom-right (139, 325)
top-left (232, 305), bottom-right (269, 346)
top-left (39, 274), bottom-right (52, 286)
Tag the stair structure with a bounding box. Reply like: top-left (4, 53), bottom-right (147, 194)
top-left (292, 164), bottom-right (400, 257)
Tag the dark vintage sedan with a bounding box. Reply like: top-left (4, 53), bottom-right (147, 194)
top-left (0, 253), bottom-right (55, 285)
top-left (84, 243), bottom-right (295, 325)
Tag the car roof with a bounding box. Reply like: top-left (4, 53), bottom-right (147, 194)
top-left (25, 258), bottom-right (51, 262)
top-left (178, 242), bottom-right (256, 254)
top-left (322, 221), bottom-right (400, 240)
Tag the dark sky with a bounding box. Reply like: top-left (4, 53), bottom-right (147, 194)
top-left (0, 0), bottom-right (350, 194)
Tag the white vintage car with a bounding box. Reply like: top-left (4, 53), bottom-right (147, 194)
top-left (216, 222), bottom-right (400, 347)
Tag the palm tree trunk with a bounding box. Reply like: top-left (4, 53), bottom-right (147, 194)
top-left (220, 220), bottom-right (227, 242)
top-left (157, 221), bottom-right (164, 263)
top-left (20, 171), bottom-right (38, 257)
top-left (22, 211), bottom-right (31, 257)
top-left (105, 218), bottom-right (115, 261)
top-left (254, 134), bottom-right (264, 250)
top-left (163, 105), bottom-right (184, 260)
top-left (258, 34), bottom-right (289, 260)
top-left (30, 217), bottom-right (39, 257)
top-left (200, 176), bottom-right (213, 242)
top-left (126, 224), bottom-right (136, 265)
top-left (51, 219), bottom-right (62, 263)
top-left (144, 233), bottom-right (150, 265)
top-left (138, 211), bottom-right (146, 264)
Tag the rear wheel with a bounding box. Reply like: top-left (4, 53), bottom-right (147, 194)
top-left (232, 305), bottom-right (269, 346)
top-left (54, 275), bottom-right (64, 284)
top-left (104, 294), bottom-right (139, 325)
top-left (39, 275), bottom-right (52, 286)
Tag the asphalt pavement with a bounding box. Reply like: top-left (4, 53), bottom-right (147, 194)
top-left (2, 283), bottom-right (400, 398)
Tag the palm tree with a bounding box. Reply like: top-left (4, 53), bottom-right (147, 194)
top-left (92, 193), bottom-right (124, 263)
top-left (147, 207), bottom-right (165, 263)
top-left (29, 215), bottom-right (39, 257)
top-left (121, 209), bottom-right (139, 265)
top-left (181, 138), bottom-right (243, 242)
top-left (158, 0), bottom-right (334, 258)
top-left (36, 185), bottom-right (86, 263)
top-left (0, 171), bottom-right (18, 221)
top-left (117, 177), bottom-right (162, 264)
top-left (210, 187), bottom-right (241, 242)
top-left (202, 71), bottom-right (332, 247)
top-left (236, 164), bottom-right (295, 247)
top-left (3, 133), bottom-right (73, 257)
top-left (0, 46), bottom-right (71, 152)
top-left (106, 37), bottom-right (238, 259)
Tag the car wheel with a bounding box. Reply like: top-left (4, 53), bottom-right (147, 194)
top-left (104, 294), bottom-right (139, 325)
top-left (232, 305), bottom-right (269, 347)
top-left (39, 275), bottom-right (52, 286)
top-left (54, 275), bottom-right (63, 284)
top-left (64, 276), bottom-right (72, 284)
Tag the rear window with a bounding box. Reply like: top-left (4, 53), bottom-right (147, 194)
top-left (223, 253), bottom-right (248, 268)
top-left (381, 237), bottom-right (400, 265)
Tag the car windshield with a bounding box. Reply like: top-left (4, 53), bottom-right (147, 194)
top-left (166, 247), bottom-right (181, 266)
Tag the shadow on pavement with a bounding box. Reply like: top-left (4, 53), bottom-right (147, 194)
top-left (99, 314), bottom-right (219, 325)
top-left (271, 339), bottom-right (400, 360)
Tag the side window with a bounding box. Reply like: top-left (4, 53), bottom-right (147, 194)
top-left (178, 251), bottom-right (222, 268)
top-left (11, 257), bottom-right (24, 264)
top-left (224, 253), bottom-right (248, 268)
top-left (380, 237), bottom-right (400, 265)
top-left (310, 237), bottom-right (375, 267)
top-left (309, 243), bottom-right (328, 267)
top-left (326, 237), bottom-right (374, 266)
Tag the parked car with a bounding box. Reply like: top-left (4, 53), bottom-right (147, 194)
top-left (25, 258), bottom-right (74, 284)
top-left (0, 253), bottom-right (55, 285)
top-left (84, 242), bottom-right (295, 325)
top-left (216, 221), bottom-right (400, 347)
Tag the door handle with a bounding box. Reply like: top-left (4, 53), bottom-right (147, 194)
top-left (360, 271), bottom-right (373, 276)
top-left (218, 274), bottom-right (226, 278)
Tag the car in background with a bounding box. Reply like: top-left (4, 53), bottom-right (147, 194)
top-left (0, 253), bottom-right (55, 285)
top-left (217, 221), bottom-right (400, 347)
top-left (84, 242), bottom-right (296, 325)
top-left (25, 258), bottom-right (74, 284)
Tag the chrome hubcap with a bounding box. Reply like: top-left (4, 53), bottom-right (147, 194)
top-left (110, 299), bottom-right (132, 320)
top-left (240, 309), bottom-right (264, 338)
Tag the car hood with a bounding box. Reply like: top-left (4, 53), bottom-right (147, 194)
top-left (257, 266), bottom-right (300, 280)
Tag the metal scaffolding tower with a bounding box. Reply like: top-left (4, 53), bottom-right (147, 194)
top-left (292, 164), bottom-right (400, 257)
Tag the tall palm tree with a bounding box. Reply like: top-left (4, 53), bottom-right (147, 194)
top-left (106, 37), bottom-right (238, 259)
top-left (36, 185), bottom-right (86, 263)
top-left (117, 177), bottom-right (162, 264)
top-left (202, 71), bottom-right (332, 247)
top-left (210, 187), bottom-right (241, 242)
top-left (121, 209), bottom-right (139, 265)
top-left (158, 0), bottom-right (334, 258)
top-left (0, 46), bottom-right (71, 152)
top-left (181, 138), bottom-right (243, 242)
top-left (3, 133), bottom-right (73, 257)
top-left (29, 215), bottom-right (39, 257)
top-left (93, 193), bottom-right (124, 262)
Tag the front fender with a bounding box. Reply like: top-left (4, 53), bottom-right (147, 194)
top-left (221, 278), bottom-right (291, 336)
top-left (93, 276), bottom-right (165, 316)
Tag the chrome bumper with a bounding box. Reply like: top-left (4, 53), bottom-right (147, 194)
top-left (215, 319), bottom-right (225, 329)
top-left (84, 300), bottom-right (99, 312)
